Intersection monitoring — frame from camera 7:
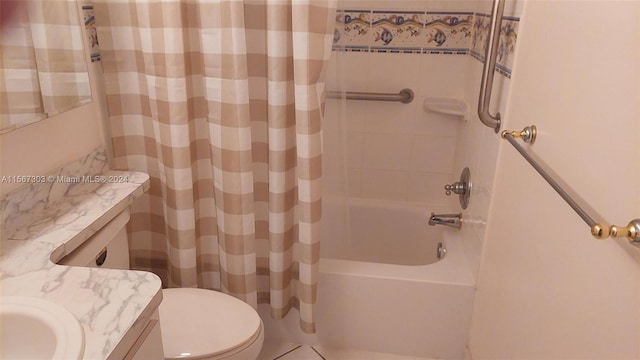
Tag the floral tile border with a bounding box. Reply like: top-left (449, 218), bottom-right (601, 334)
top-left (333, 9), bottom-right (520, 78)
top-left (423, 12), bottom-right (473, 53)
top-left (334, 9), bottom-right (372, 50)
top-left (334, 10), bottom-right (475, 54)
top-left (470, 14), bottom-right (519, 77)
top-left (470, 13), bottom-right (491, 59)
top-left (497, 16), bottom-right (520, 76)
top-left (82, 4), bottom-right (100, 62)
top-left (370, 11), bottom-right (425, 51)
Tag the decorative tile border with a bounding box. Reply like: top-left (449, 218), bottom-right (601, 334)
top-left (370, 11), bottom-right (425, 52)
top-left (82, 4), bottom-right (100, 62)
top-left (333, 9), bottom-right (519, 77)
top-left (423, 12), bottom-right (473, 53)
top-left (470, 14), bottom-right (519, 77)
top-left (470, 13), bottom-right (490, 58)
top-left (333, 9), bottom-right (474, 54)
top-left (334, 10), bottom-right (372, 50)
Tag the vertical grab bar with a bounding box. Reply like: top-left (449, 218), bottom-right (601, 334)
top-left (477, 0), bottom-right (505, 133)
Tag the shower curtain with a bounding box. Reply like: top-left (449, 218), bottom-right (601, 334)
top-left (94, 0), bottom-right (336, 333)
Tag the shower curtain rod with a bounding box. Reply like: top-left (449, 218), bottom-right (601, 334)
top-left (502, 127), bottom-right (640, 247)
top-left (326, 88), bottom-right (414, 104)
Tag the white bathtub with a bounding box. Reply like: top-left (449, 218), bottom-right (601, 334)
top-left (321, 198), bottom-right (446, 265)
top-left (259, 198), bottom-right (475, 359)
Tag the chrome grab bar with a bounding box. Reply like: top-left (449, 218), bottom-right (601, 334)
top-left (326, 88), bottom-right (414, 104)
top-left (477, 0), bottom-right (505, 133)
top-left (502, 127), bottom-right (640, 247)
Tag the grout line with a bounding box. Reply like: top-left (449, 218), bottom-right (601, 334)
top-left (310, 346), bottom-right (327, 360)
top-left (272, 345), bottom-right (302, 360)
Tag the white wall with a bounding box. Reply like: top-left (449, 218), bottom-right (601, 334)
top-left (469, 1), bottom-right (640, 358)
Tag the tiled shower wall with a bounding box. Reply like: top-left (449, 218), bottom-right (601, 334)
top-left (324, 52), bottom-right (465, 204)
top-left (452, 0), bottom-right (523, 277)
top-left (323, 0), bottom-right (520, 206)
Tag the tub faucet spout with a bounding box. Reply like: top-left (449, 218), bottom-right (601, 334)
top-left (428, 212), bottom-right (462, 229)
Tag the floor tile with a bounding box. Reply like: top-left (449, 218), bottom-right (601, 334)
top-left (313, 345), bottom-right (375, 359)
top-left (257, 341), bottom-right (301, 360)
top-left (261, 342), bottom-right (440, 360)
top-left (277, 345), bottom-right (324, 360)
top-left (313, 345), bottom-right (437, 360)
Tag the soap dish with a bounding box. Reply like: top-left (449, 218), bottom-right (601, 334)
top-left (423, 97), bottom-right (468, 120)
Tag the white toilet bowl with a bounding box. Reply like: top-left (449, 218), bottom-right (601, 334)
top-left (159, 288), bottom-right (264, 360)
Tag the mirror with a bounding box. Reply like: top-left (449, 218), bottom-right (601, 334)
top-left (0, 0), bottom-right (92, 134)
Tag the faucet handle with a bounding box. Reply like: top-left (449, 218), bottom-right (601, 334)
top-left (444, 182), bottom-right (466, 196)
top-left (443, 167), bottom-right (472, 209)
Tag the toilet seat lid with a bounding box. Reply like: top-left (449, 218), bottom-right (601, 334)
top-left (159, 288), bottom-right (262, 359)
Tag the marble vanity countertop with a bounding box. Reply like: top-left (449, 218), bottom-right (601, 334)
top-left (0, 169), bottom-right (163, 360)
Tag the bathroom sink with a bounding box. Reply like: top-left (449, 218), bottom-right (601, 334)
top-left (0, 296), bottom-right (84, 359)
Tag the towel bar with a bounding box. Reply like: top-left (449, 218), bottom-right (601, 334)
top-left (502, 126), bottom-right (640, 247)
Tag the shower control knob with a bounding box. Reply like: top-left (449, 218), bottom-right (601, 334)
top-left (443, 167), bottom-right (472, 209)
top-left (444, 182), bottom-right (466, 196)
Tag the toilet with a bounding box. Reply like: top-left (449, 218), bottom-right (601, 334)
top-left (59, 208), bottom-right (264, 360)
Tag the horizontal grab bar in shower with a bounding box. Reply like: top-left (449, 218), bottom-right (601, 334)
top-left (501, 126), bottom-right (640, 247)
top-left (326, 88), bottom-right (414, 104)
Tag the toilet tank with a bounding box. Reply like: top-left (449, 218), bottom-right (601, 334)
top-left (58, 208), bottom-right (130, 270)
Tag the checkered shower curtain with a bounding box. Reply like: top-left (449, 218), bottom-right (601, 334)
top-left (94, 0), bottom-right (336, 333)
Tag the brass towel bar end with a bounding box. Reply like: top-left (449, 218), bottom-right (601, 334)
top-left (591, 223), bottom-right (610, 239)
top-left (501, 125), bottom-right (537, 144)
top-left (592, 220), bottom-right (640, 246)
